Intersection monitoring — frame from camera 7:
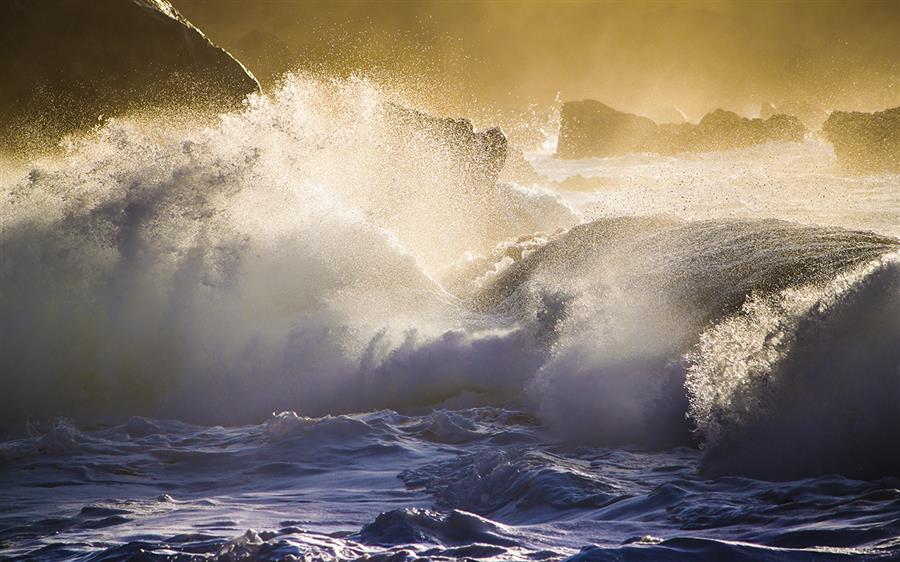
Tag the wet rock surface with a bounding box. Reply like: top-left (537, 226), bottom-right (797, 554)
top-left (0, 0), bottom-right (260, 151)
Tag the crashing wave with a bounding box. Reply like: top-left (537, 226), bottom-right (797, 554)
top-left (0, 75), bottom-right (575, 428)
top-left (2, 75), bottom-right (898, 481)
top-left (473, 217), bottom-right (898, 459)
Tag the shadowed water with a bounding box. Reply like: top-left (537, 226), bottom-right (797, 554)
top-left (2, 411), bottom-right (900, 560)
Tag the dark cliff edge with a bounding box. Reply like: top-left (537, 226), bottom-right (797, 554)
top-left (823, 107), bottom-right (900, 174)
top-left (0, 0), bottom-right (260, 152)
top-left (556, 100), bottom-right (806, 159)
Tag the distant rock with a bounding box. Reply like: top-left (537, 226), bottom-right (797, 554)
top-left (823, 106), bottom-right (900, 173)
top-left (660, 109), bottom-right (806, 153)
top-left (557, 100), bottom-right (806, 159)
top-left (0, 0), bottom-right (260, 151)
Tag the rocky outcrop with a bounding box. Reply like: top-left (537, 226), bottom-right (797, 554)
top-left (823, 107), bottom-right (900, 173)
top-left (656, 109), bottom-right (807, 154)
top-left (557, 100), bottom-right (806, 159)
top-left (0, 0), bottom-right (260, 151)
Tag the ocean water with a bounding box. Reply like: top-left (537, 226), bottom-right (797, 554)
top-left (1, 77), bottom-right (899, 561)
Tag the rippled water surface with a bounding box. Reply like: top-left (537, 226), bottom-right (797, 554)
top-left (3, 410), bottom-right (900, 561)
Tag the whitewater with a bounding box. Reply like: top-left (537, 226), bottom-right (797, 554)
top-left (1, 76), bottom-right (899, 561)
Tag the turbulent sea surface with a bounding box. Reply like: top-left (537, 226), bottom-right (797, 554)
top-left (1, 77), bottom-right (899, 560)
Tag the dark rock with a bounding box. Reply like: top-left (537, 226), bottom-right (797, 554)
top-left (0, 0), bottom-right (260, 152)
top-left (557, 100), bottom-right (807, 159)
top-left (669, 109), bottom-right (806, 153)
top-left (823, 106), bottom-right (900, 173)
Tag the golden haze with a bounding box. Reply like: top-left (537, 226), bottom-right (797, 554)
top-left (173, 0), bottom-right (900, 127)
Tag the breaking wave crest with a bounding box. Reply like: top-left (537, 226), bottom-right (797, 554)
top-left (474, 218), bottom-right (899, 477)
top-left (688, 255), bottom-right (900, 479)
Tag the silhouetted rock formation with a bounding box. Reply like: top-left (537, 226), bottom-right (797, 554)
top-left (557, 100), bottom-right (806, 159)
top-left (658, 109), bottom-right (807, 153)
top-left (823, 106), bottom-right (900, 173)
top-left (761, 100), bottom-right (829, 130)
top-left (0, 0), bottom-right (260, 151)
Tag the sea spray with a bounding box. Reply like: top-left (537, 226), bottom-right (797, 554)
top-left (0, 75), bottom-right (575, 428)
